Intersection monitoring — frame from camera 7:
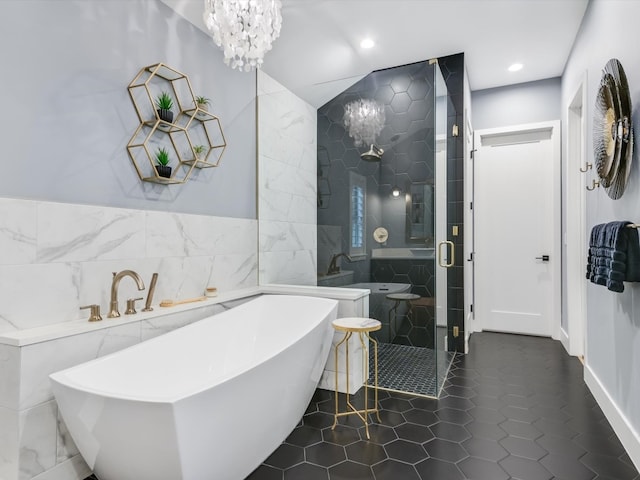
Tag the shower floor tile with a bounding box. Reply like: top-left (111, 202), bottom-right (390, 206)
top-left (370, 342), bottom-right (454, 397)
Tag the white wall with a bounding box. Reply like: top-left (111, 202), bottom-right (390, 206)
top-left (562, 0), bottom-right (640, 469)
top-left (472, 77), bottom-right (561, 130)
top-left (257, 72), bottom-right (318, 285)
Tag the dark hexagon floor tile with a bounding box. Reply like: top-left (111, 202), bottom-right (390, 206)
top-left (473, 383), bottom-right (508, 398)
top-left (305, 442), bottom-right (346, 468)
top-left (430, 421), bottom-right (471, 442)
top-left (358, 423), bottom-right (397, 444)
top-left (372, 408), bottom-right (405, 427)
top-left (415, 458), bottom-right (464, 480)
top-left (499, 435), bottom-right (548, 460)
top-left (470, 394), bottom-right (507, 410)
top-left (410, 396), bottom-right (439, 412)
top-left (446, 374), bottom-right (478, 388)
top-left (530, 392), bottom-right (568, 409)
top-left (533, 417), bottom-right (578, 439)
top-left (322, 425), bottom-right (360, 446)
top-left (328, 460), bottom-right (373, 480)
top-left (246, 464), bottom-right (283, 480)
top-left (384, 439), bottom-right (427, 464)
top-left (499, 405), bottom-right (540, 423)
top-left (468, 406), bottom-right (508, 424)
top-left (403, 408), bottom-right (438, 426)
top-left (457, 456), bottom-right (510, 480)
top-left (437, 394), bottom-right (475, 411)
top-left (580, 452), bottom-right (639, 479)
top-left (372, 459), bottom-right (420, 480)
top-left (462, 437), bottom-right (509, 462)
top-left (567, 416), bottom-right (616, 437)
top-left (286, 425), bottom-right (323, 447)
top-left (284, 462), bottom-right (328, 480)
top-left (423, 438), bottom-right (468, 463)
top-left (499, 419), bottom-right (543, 440)
top-left (264, 443), bottom-right (305, 469)
top-left (345, 440), bottom-right (387, 465)
top-left (540, 453), bottom-right (597, 480)
top-left (379, 396), bottom-right (413, 413)
top-left (535, 433), bottom-right (585, 458)
top-left (465, 420), bottom-right (508, 441)
top-left (394, 422), bottom-right (435, 443)
top-left (500, 393), bottom-right (536, 408)
top-left (435, 407), bottom-right (473, 425)
top-left (304, 411), bottom-right (336, 429)
top-left (574, 433), bottom-right (626, 458)
top-left (499, 455), bottom-right (553, 480)
top-left (445, 385), bottom-right (475, 398)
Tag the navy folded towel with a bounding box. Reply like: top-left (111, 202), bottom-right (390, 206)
top-left (586, 221), bottom-right (640, 292)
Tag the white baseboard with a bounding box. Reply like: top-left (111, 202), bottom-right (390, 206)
top-left (584, 365), bottom-right (640, 472)
top-left (559, 327), bottom-right (570, 355)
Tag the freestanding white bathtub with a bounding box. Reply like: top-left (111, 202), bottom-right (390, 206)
top-left (50, 294), bottom-right (338, 480)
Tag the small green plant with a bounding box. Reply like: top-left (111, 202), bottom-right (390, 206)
top-left (155, 91), bottom-right (173, 110)
top-left (193, 144), bottom-right (206, 155)
top-left (155, 147), bottom-right (170, 166)
top-left (194, 96), bottom-right (210, 106)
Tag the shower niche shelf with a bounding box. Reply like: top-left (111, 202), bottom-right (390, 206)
top-left (126, 62), bottom-right (227, 184)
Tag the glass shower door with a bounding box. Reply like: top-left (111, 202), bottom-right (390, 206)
top-left (434, 62), bottom-right (454, 396)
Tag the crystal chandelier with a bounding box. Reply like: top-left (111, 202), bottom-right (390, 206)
top-left (343, 99), bottom-right (386, 148)
top-left (203, 0), bottom-right (283, 72)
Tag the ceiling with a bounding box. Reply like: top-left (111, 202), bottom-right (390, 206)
top-left (161, 0), bottom-right (589, 108)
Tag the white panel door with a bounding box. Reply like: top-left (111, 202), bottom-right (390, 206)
top-left (474, 122), bottom-right (560, 337)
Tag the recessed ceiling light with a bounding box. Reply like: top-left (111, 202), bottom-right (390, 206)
top-left (508, 63), bottom-right (523, 72)
top-left (360, 38), bottom-right (375, 49)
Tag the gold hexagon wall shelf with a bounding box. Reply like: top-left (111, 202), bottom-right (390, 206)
top-left (127, 62), bottom-right (227, 185)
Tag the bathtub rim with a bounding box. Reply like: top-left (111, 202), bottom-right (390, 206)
top-left (50, 294), bottom-right (339, 404)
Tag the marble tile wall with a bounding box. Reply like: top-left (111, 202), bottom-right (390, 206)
top-left (318, 225), bottom-right (342, 277)
top-left (0, 198), bottom-right (258, 335)
top-left (0, 196), bottom-right (258, 480)
top-left (257, 71), bottom-right (318, 286)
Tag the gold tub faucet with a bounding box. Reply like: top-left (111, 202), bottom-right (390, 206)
top-left (108, 270), bottom-right (145, 318)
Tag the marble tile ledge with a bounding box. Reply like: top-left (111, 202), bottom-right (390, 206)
top-left (0, 284), bottom-right (370, 347)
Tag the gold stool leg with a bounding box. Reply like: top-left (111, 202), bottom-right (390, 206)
top-left (332, 331), bottom-right (351, 430)
top-left (358, 331), bottom-right (371, 439)
top-left (366, 331), bottom-right (382, 423)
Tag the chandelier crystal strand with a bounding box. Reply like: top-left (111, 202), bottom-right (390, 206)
top-left (343, 99), bottom-right (386, 147)
top-left (203, 0), bottom-right (282, 72)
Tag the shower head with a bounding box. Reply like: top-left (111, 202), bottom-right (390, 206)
top-left (361, 144), bottom-right (384, 162)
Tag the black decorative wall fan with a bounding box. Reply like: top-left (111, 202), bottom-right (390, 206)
top-left (593, 59), bottom-right (633, 199)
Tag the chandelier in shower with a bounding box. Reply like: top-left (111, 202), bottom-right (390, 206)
top-left (202, 0), bottom-right (283, 72)
top-left (343, 99), bottom-right (386, 148)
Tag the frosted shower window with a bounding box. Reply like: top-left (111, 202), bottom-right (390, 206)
top-left (350, 172), bottom-right (366, 257)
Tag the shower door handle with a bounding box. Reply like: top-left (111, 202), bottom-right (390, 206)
top-left (438, 241), bottom-right (455, 268)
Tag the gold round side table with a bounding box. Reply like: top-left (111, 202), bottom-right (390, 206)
top-left (331, 317), bottom-right (382, 439)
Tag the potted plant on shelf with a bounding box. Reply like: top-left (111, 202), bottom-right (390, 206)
top-left (194, 96), bottom-right (210, 112)
top-left (193, 144), bottom-right (207, 161)
top-left (155, 91), bottom-right (174, 123)
top-left (155, 147), bottom-right (172, 178)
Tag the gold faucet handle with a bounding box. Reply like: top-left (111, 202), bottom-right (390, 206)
top-left (80, 304), bottom-right (102, 322)
top-left (125, 297), bottom-right (144, 315)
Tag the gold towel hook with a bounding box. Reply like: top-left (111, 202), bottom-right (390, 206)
top-left (579, 162), bottom-right (593, 173)
top-left (586, 179), bottom-right (600, 191)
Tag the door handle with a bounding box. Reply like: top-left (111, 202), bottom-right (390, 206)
top-left (438, 241), bottom-right (455, 268)
top-left (535, 255), bottom-right (550, 262)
